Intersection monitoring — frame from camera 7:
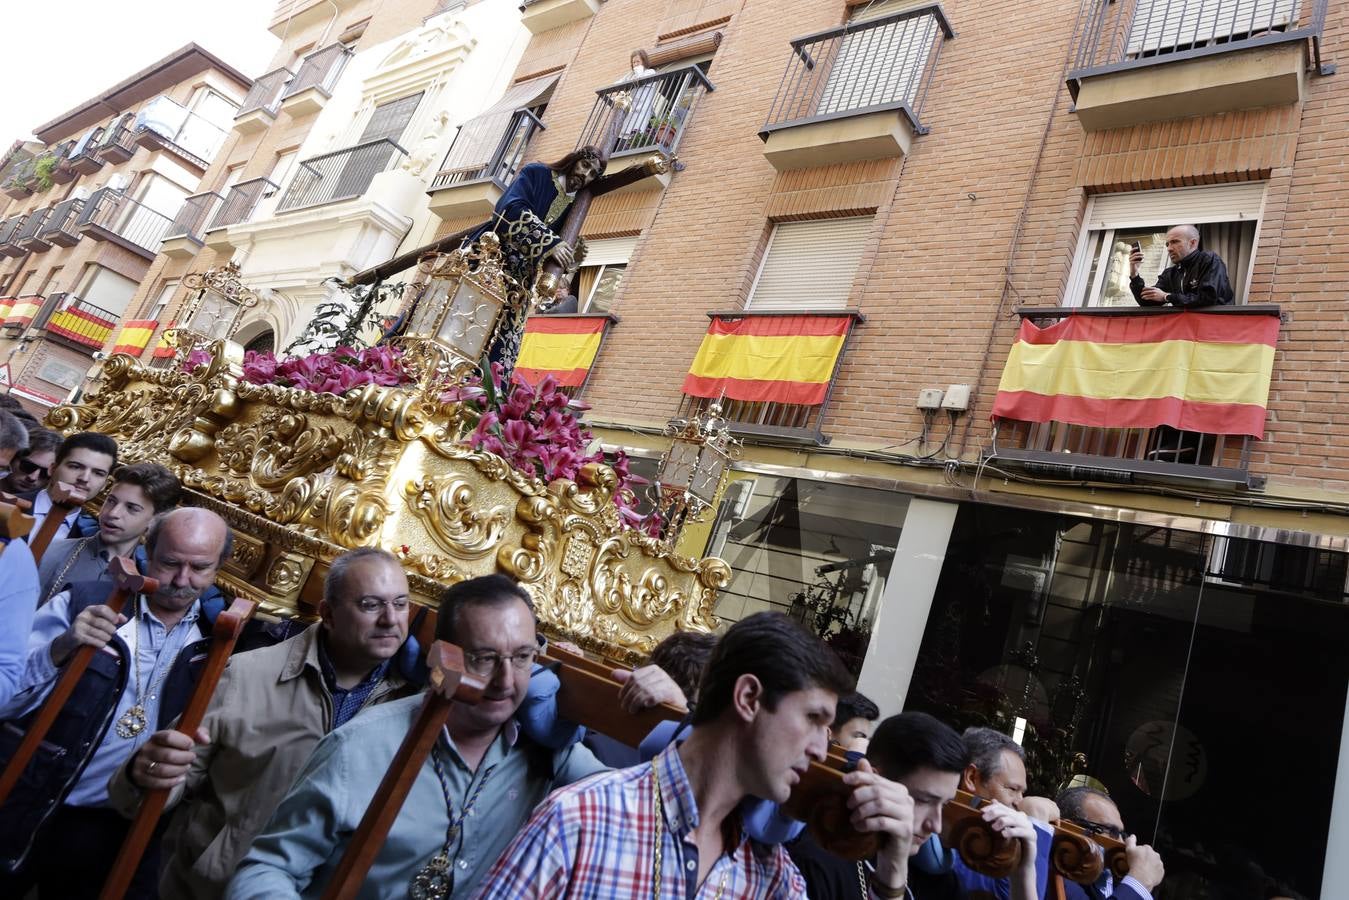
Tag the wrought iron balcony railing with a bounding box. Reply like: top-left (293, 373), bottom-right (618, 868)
top-left (134, 96), bottom-right (231, 169)
top-left (1069, 0), bottom-right (1329, 79)
top-left (208, 177), bottom-right (277, 229)
top-left (577, 65), bottom-right (714, 158)
top-left (762, 5), bottom-right (952, 136)
top-left (282, 43), bottom-right (351, 100)
top-left (98, 114), bottom-right (138, 163)
top-left (69, 126), bottom-right (107, 175)
top-left (14, 207), bottom-right (53, 251)
top-left (38, 197), bottom-right (84, 247)
top-left (432, 109), bottom-right (545, 191)
top-left (76, 187), bottom-right (175, 258)
top-left (277, 138), bottom-right (407, 212)
top-left (0, 214), bottom-right (27, 256)
top-left (237, 67), bottom-right (294, 117)
top-left (165, 191), bottom-right (223, 242)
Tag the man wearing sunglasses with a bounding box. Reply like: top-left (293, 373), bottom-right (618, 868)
top-left (1, 428), bottom-right (59, 496)
top-left (108, 547), bottom-right (420, 900)
top-left (229, 573), bottom-right (686, 900)
top-left (1056, 787), bottom-right (1165, 900)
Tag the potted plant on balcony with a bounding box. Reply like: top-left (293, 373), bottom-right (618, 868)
top-left (33, 153), bottom-right (61, 192)
top-left (0, 163), bottom-right (35, 200)
top-left (648, 113), bottom-right (680, 149)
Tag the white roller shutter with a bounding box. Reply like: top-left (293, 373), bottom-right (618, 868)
top-left (748, 217), bottom-right (872, 311)
top-left (848, 0), bottom-right (933, 22)
top-left (582, 235), bottom-right (637, 267)
top-left (1128, 0), bottom-right (1297, 55)
top-left (1085, 182), bottom-right (1266, 230)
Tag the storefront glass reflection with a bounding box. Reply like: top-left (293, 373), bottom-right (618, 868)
top-left (906, 503), bottom-right (1348, 899)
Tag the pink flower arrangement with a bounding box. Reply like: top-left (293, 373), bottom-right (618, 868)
top-left (464, 363), bottom-right (657, 533)
top-left (184, 346), bottom-right (414, 394)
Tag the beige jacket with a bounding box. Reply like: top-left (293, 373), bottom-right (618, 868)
top-left (107, 623), bottom-right (412, 900)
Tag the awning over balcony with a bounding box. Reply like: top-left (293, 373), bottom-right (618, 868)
top-left (110, 320), bottom-right (159, 357)
top-left (514, 314), bottom-right (612, 389)
top-left (683, 313), bottom-right (856, 406)
top-left (992, 310), bottom-right (1279, 439)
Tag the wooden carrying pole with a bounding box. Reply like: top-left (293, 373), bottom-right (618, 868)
top-left (319, 642), bottom-right (486, 900)
top-left (27, 480), bottom-right (87, 563)
top-left (98, 596), bottom-right (258, 900)
top-left (0, 558), bottom-right (156, 807)
top-left (0, 493), bottom-right (34, 547)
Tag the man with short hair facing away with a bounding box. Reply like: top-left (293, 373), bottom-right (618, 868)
top-left (37, 462), bottom-right (181, 603)
top-left (1055, 787), bottom-right (1164, 900)
top-left (0, 410), bottom-right (31, 479)
top-left (474, 612), bottom-right (929, 900)
top-left (107, 547), bottom-right (416, 900)
top-left (1129, 224), bottom-right (1234, 308)
top-left (0, 508), bottom-right (235, 898)
top-left (229, 573), bottom-right (682, 900)
top-left (2, 427), bottom-right (61, 496)
top-left (22, 431), bottom-right (118, 541)
top-left (831, 691), bottom-right (881, 754)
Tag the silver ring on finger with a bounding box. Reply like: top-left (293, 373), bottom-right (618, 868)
top-left (147, 760), bottom-right (159, 775)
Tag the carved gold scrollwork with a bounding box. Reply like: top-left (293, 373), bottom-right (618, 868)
top-left (252, 413), bottom-right (344, 489)
top-left (266, 554), bottom-right (312, 597)
top-left (322, 482), bottom-right (389, 548)
top-left (224, 532), bottom-right (266, 580)
top-left (394, 545), bottom-right (466, 581)
top-left (335, 425), bottom-right (398, 483)
top-left (404, 476), bottom-right (510, 559)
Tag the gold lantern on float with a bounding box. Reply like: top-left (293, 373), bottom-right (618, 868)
top-left (653, 399), bottom-right (741, 549)
top-left (399, 232), bottom-right (516, 391)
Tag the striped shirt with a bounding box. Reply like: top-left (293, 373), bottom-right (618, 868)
top-left (471, 742), bottom-right (807, 899)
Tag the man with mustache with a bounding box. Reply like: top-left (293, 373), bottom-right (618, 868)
top-left (37, 462), bottom-right (181, 603)
top-left (228, 572), bottom-right (685, 900)
top-left (107, 547), bottom-right (418, 900)
top-left (0, 507), bottom-right (236, 898)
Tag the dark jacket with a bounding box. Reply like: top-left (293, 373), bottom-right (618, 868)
top-left (0, 580), bottom-right (265, 872)
top-left (1130, 248), bottom-right (1234, 308)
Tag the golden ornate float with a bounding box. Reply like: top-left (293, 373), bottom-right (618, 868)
top-left (47, 243), bottom-right (727, 662)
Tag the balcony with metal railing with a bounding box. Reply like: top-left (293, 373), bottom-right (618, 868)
top-left (49, 140), bottom-right (78, 185)
top-left (133, 96), bottom-right (232, 172)
top-left (428, 109), bottom-right (545, 221)
top-left (162, 191), bottom-right (223, 259)
top-left (1067, 0), bottom-right (1329, 130)
top-left (280, 43), bottom-right (352, 117)
top-left (675, 310), bottom-right (864, 445)
top-left (68, 126), bottom-right (107, 175)
top-left (760, 5), bottom-right (953, 171)
top-left (276, 138), bottom-right (407, 212)
top-left (235, 67), bottom-right (294, 133)
top-left (521, 0), bottom-right (599, 34)
top-left (577, 66), bottom-right (713, 164)
top-left (38, 197), bottom-right (84, 248)
top-left (15, 207), bottom-right (53, 252)
top-left (1, 156), bottom-right (37, 201)
top-left (988, 305), bottom-right (1283, 489)
top-left (98, 114), bottom-right (138, 164)
top-left (41, 294), bottom-right (121, 354)
top-left (203, 177), bottom-right (276, 254)
top-left (76, 187), bottom-right (176, 259)
top-left (3, 294), bottom-right (45, 330)
top-left (0, 214), bottom-right (28, 257)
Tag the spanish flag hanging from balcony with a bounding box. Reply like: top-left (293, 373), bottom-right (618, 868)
top-left (109, 320), bottom-right (158, 357)
top-left (991, 312), bottom-right (1279, 439)
top-left (683, 314), bottom-right (852, 406)
top-left (513, 316), bottom-right (610, 389)
top-left (152, 322), bottom-right (178, 359)
top-left (47, 305), bottom-right (117, 350)
top-left (4, 296), bottom-right (43, 329)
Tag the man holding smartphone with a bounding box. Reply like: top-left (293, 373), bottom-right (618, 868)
top-left (1129, 224), bottom-right (1234, 308)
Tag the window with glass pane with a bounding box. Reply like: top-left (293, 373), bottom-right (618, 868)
top-left (582, 264), bottom-right (625, 313)
top-left (1075, 220), bottom-right (1256, 307)
top-left (702, 475), bottom-right (908, 675)
top-left (905, 502), bottom-right (1349, 898)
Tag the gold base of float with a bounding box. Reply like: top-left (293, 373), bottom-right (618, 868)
top-left (48, 342), bottom-right (726, 662)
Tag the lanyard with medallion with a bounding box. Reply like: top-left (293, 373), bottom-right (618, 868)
top-left (408, 740), bottom-right (500, 900)
top-left (115, 602), bottom-right (178, 739)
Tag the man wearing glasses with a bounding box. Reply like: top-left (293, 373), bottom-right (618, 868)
top-left (106, 547), bottom-right (420, 900)
top-left (1056, 787), bottom-right (1165, 900)
top-left (229, 572), bottom-right (685, 900)
top-left (1, 428), bottom-right (59, 496)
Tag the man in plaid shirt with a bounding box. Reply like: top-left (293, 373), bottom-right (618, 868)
top-left (473, 612), bottom-right (923, 900)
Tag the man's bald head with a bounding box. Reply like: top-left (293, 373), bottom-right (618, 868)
top-left (146, 507), bottom-right (233, 564)
top-left (1165, 224), bottom-right (1201, 263)
top-left (144, 507), bottom-right (232, 613)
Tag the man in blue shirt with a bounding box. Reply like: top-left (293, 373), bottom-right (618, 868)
top-left (0, 507), bottom-right (235, 898)
top-left (1056, 787), bottom-right (1165, 900)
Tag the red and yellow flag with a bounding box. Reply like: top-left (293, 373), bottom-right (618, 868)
top-left (514, 316), bottom-right (610, 388)
top-left (47, 305), bottom-right (117, 350)
top-left (152, 322), bottom-right (178, 359)
top-left (683, 314), bottom-right (851, 406)
top-left (4, 296), bottom-right (43, 329)
top-left (992, 312), bottom-right (1279, 439)
top-left (0, 297), bottom-right (15, 321)
top-left (110, 320), bottom-right (158, 357)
